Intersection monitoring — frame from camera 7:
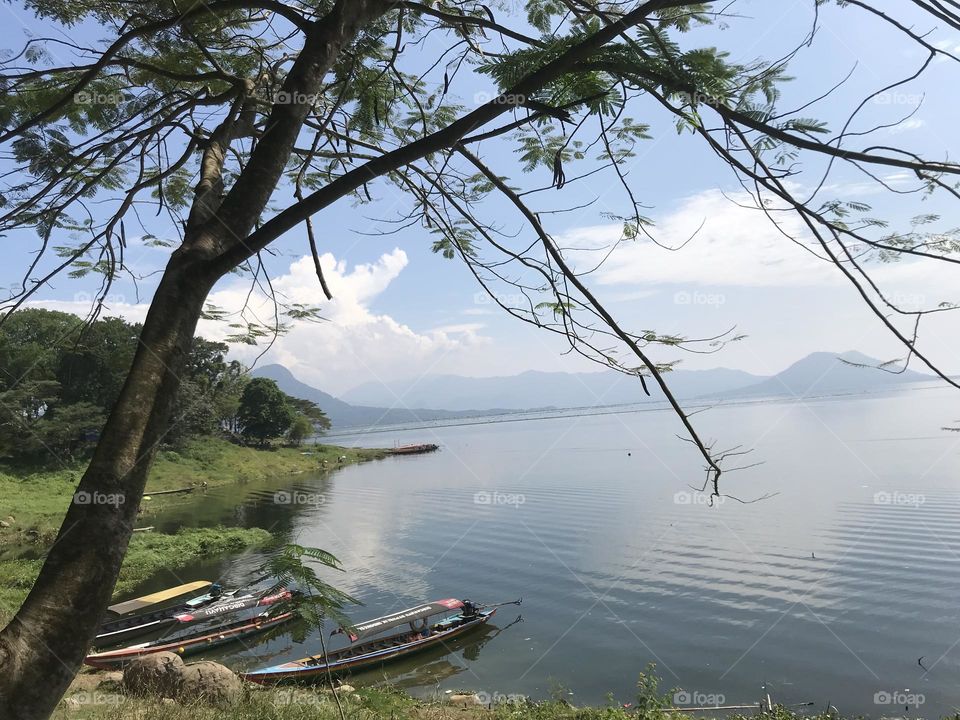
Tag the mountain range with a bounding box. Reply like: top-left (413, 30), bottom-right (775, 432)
top-left (254, 351), bottom-right (933, 429)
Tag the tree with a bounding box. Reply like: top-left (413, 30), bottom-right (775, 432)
top-left (285, 395), bottom-right (331, 432)
top-left (55, 317), bottom-right (138, 409)
top-left (3, 2), bottom-right (960, 716)
top-left (30, 403), bottom-right (106, 462)
top-left (237, 377), bottom-right (293, 445)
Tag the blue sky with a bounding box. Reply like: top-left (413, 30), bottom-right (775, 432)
top-left (2, 1), bottom-right (958, 395)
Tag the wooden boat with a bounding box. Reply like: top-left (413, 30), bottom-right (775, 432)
top-left (241, 599), bottom-right (495, 683)
top-left (96, 587), bottom-right (294, 647)
top-left (85, 610), bottom-right (296, 669)
top-left (387, 443), bottom-right (439, 456)
top-left (105, 580), bottom-right (212, 617)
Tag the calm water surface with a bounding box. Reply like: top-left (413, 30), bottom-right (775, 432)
top-left (149, 385), bottom-right (960, 717)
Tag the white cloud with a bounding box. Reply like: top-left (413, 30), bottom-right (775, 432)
top-left (563, 189), bottom-right (838, 288)
top-left (560, 187), bottom-right (958, 313)
top-left (200, 250), bottom-right (491, 393)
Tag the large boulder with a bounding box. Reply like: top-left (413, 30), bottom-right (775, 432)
top-left (177, 661), bottom-right (242, 705)
top-left (122, 654), bottom-right (241, 705)
top-left (122, 652), bottom-right (184, 698)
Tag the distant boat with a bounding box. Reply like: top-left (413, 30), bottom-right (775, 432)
top-left (241, 598), bottom-right (502, 683)
top-left (387, 443), bottom-right (439, 455)
top-left (85, 610), bottom-right (296, 668)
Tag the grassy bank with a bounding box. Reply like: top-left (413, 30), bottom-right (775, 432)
top-left (0, 437), bottom-right (384, 547)
top-left (0, 526), bottom-right (272, 624)
top-left (48, 684), bottom-right (825, 720)
top-left (0, 437), bottom-right (386, 622)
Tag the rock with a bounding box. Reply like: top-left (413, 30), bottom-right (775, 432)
top-left (100, 671), bottom-right (124, 688)
top-left (337, 684), bottom-right (355, 693)
top-left (161, 698), bottom-right (176, 706)
top-left (123, 652), bottom-right (185, 697)
top-left (0, 521), bottom-right (9, 528)
top-left (449, 693), bottom-right (483, 707)
top-left (178, 660), bottom-right (242, 705)
top-left (63, 697), bottom-right (82, 711)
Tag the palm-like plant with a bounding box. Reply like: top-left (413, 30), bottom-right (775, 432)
top-left (258, 543), bottom-right (361, 719)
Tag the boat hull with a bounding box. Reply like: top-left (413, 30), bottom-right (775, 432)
top-left (242, 610), bottom-right (494, 684)
top-left (85, 611), bottom-right (296, 669)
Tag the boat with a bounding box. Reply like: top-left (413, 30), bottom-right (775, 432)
top-left (387, 443), bottom-right (439, 455)
top-left (95, 587), bottom-right (295, 647)
top-left (241, 598), bottom-right (502, 683)
top-left (105, 580), bottom-right (213, 617)
top-left (84, 610), bottom-right (297, 668)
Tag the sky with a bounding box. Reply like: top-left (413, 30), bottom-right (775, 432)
top-left (2, 1), bottom-right (959, 397)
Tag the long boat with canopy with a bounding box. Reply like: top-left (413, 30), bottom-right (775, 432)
top-left (241, 597), bottom-right (518, 684)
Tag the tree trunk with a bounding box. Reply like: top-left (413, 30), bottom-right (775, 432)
top-left (0, 247), bottom-right (216, 720)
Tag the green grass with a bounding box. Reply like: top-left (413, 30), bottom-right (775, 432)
top-left (0, 437), bottom-right (384, 547)
top-left (0, 526), bottom-right (272, 624)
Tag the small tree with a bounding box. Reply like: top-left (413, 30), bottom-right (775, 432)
top-left (237, 378), bottom-right (293, 446)
top-left (287, 415), bottom-right (315, 446)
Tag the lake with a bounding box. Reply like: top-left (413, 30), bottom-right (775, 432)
top-left (149, 383), bottom-right (960, 717)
